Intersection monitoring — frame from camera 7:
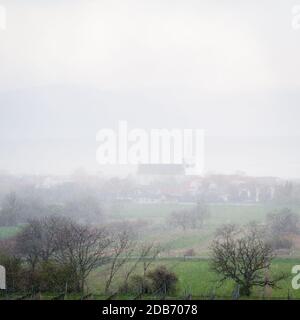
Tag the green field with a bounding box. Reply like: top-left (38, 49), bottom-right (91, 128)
top-left (1, 202), bottom-right (300, 299)
top-left (89, 202), bottom-right (300, 299)
top-left (0, 226), bottom-right (21, 239)
top-left (88, 258), bottom-right (300, 300)
top-left (2, 257), bottom-right (298, 300)
top-left (110, 202), bottom-right (300, 256)
top-left (111, 202), bottom-right (300, 224)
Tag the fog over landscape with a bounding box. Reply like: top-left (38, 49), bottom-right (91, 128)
top-left (0, 86), bottom-right (300, 177)
top-left (0, 0), bottom-right (300, 177)
top-left (1, 0), bottom-right (300, 302)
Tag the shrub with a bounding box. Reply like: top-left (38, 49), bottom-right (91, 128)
top-left (36, 261), bottom-right (78, 293)
top-left (128, 275), bottom-right (152, 295)
top-left (147, 265), bottom-right (178, 295)
top-left (0, 252), bottom-right (25, 293)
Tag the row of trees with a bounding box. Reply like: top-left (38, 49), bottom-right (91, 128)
top-left (1, 219), bottom-right (288, 298)
top-left (0, 216), bottom-right (164, 295)
top-left (168, 202), bottom-right (210, 231)
top-left (0, 192), bottom-right (104, 227)
top-left (1, 206), bottom-right (298, 298)
top-left (1, 216), bottom-right (111, 293)
top-left (266, 208), bottom-right (299, 250)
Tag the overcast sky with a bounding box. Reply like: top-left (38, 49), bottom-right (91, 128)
top-left (0, 0), bottom-right (299, 177)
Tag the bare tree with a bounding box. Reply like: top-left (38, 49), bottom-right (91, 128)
top-left (120, 242), bottom-right (162, 294)
top-left (64, 196), bottom-right (104, 223)
top-left (121, 248), bottom-right (144, 292)
top-left (168, 210), bottom-right (191, 231)
top-left (266, 208), bottom-right (299, 236)
top-left (137, 243), bottom-right (162, 293)
top-left (104, 227), bottom-right (135, 294)
top-left (140, 243), bottom-right (162, 277)
top-left (54, 220), bottom-right (112, 293)
top-left (211, 224), bottom-right (285, 296)
top-left (168, 202), bottom-right (210, 231)
top-left (15, 216), bottom-right (66, 272)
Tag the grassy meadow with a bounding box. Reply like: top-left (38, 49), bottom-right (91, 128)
top-left (88, 258), bottom-right (300, 300)
top-left (93, 202), bottom-right (300, 299)
top-left (1, 202), bottom-right (300, 299)
top-left (0, 226), bottom-right (21, 239)
top-left (109, 202), bottom-right (300, 256)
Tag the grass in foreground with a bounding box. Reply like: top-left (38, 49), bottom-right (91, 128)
top-left (88, 258), bottom-right (300, 300)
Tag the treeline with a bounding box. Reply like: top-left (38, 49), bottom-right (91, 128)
top-left (167, 202), bottom-right (210, 231)
top-left (0, 216), bottom-right (179, 296)
top-left (0, 216), bottom-right (111, 293)
top-left (0, 208), bottom-right (298, 298)
top-left (0, 192), bottom-right (104, 226)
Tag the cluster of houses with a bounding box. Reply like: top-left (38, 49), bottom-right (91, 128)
top-left (0, 165), bottom-right (294, 205)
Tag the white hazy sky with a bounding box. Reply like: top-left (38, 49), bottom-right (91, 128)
top-left (0, 0), bottom-right (300, 177)
top-left (1, 0), bottom-right (300, 92)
